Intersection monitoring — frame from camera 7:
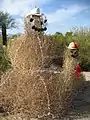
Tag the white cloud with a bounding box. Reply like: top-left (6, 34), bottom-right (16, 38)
top-left (1, 0), bottom-right (51, 34)
top-left (7, 17), bottom-right (25, 34)
top-left (46, 4), bottom-right (88, 34)
top-left (1, 0), bottom-right (50, 16)
top-left (0, 1), bottom-right (88, 34)
top-left (16, 18), bottom-right (24, 26)
top-left (46, 4), bottom-right (87, 24)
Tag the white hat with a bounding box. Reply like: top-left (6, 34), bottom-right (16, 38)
top-left (25, 7), bottom-right (41, 17)
top-left (67, 42), bottom-right (77, 49)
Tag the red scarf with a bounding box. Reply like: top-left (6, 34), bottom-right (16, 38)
top-left (75, 65), bottom-right (81, 79)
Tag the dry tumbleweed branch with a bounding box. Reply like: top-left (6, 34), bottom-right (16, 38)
top-left (0, 18), bottom-right (85, 120)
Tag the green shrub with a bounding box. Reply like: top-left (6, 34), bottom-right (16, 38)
top-left (0, 45), bottom-right (12, 73)
top-left (49, 27), bottom-right (90, 71)
top-left (72, 27), bottom-right (90, 71)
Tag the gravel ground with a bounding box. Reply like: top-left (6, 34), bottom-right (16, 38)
top-left (64, 72), bottom-right (90, 120)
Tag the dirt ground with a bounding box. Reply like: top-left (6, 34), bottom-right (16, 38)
top-left (63, 72), bottom-right (90, 120)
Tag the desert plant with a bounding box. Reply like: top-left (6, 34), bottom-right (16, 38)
top-left (0, 46), bottom-right (12, 73)
top-left (50, 27), bottom-right (90, 71)
top-left (0, 11), bottom-right (17, 46)
top-left (0, 17), bottom-right (86, 120)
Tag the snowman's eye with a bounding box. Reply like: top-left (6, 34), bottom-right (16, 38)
top-left (44, 19), bottom-right (47, 23)
top-left (30, 18), bottom-right (33, 22)
top-left (70, 50), bottom-right (73, 53)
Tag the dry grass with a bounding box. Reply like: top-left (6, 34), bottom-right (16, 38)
top-left (0, 19), bottom-right (85, 119)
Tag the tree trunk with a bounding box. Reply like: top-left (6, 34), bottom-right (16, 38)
top-left (2, 23), bottom-right (7, 46)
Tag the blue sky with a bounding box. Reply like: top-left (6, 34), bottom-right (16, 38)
top-left (0, 0), bottom-right (90, 34)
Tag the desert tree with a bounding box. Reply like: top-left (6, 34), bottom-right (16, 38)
top-left (0, 11), bottom-right (17, 46)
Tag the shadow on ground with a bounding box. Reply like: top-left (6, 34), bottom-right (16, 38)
top-left (64, 81), bottom-right (90, 120)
